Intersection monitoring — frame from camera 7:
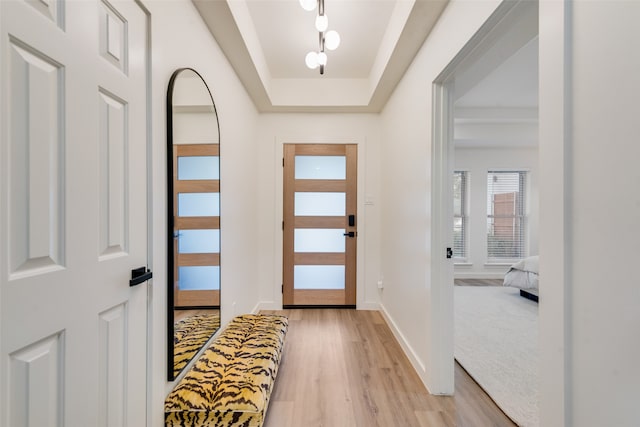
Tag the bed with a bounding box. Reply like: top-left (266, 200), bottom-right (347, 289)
top-left (503, 255), bottom-right (539, 302)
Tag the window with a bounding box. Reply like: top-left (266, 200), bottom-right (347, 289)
top-left (453, 171), bottom-right (467, 259)
top-left (487, 171), bottom-right (527, 260)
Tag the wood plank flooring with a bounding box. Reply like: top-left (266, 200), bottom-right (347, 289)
top-left (260, 309), bottom-right (515, 427)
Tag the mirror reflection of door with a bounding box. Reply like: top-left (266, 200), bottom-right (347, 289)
top-left (173, 144), bottom-right (220, 307)
top-left (167, 69), bottom-right (221, 380)
top-left (283, 144), bottom-right (357, 307)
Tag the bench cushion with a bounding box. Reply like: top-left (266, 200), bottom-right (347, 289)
top-left (173, 313), bottom-right (220, 378)
top-left (165, 314), bottom-right (288, 427)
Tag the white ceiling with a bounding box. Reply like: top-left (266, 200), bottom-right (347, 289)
top-left (193, 0), bottom-right (449, 112)
top-left (451, 1), bottom-right (539, 149)
top-left (191, 0), bottom-right (539, 118)
top-left (453, 41), bottom-right (539, 149)
top-left (456, 37), bottom-right (539, 110)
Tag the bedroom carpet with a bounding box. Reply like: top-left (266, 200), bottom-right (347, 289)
top-left (454, 285), bottom-right (539, 427)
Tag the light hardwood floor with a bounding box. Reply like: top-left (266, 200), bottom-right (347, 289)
top-left (260, 309), bottom-right (515, 427)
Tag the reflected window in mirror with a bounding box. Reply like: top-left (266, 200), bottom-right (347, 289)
top-left (167, 68), bottom-right (220, 380)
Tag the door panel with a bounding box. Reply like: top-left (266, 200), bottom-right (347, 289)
top-left (0, 1), bottom-right (149, 426)
top-left (173, 144), bottom-right (221, 307)
top-left (283, 144), bottom-right (357, 306)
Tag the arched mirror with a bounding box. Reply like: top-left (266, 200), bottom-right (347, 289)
top-left (167, 68), bottom-right (220, 380)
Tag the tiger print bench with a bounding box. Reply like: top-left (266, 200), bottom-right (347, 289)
top-left (164, 314), bottom-right (288, 427)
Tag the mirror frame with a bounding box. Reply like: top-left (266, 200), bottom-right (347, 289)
top-left (166, 68), bottom-right (221, 381)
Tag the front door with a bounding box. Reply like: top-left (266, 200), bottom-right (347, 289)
top-left (283, 144), bottom-right (357, 307)
top-left (0, 1), bottom-right (149, 426)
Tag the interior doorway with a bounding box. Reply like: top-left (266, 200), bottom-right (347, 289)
top-left (431, 0), bottom-right (539, 419)
top-left (282, 144), bottom-right (357, 307)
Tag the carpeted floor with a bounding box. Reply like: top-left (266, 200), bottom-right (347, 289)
top-left (454, 285), bottom-right (539, 427)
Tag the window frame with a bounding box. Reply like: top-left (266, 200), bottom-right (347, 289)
top-left (486, 170), bottom-right (528, 263)
top-left (453, 170), bottom-right (468, 261)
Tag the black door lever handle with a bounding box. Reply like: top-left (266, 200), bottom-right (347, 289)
top-left (130, 266), bottom-right (153, 286)
top-left (343, 231), bottom-right (356, 238)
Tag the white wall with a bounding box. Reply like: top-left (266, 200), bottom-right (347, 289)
top-left (379, 0), bottom-right (503, 392)
top-left (538, 1), bottom-right (640, 426)
top-left (254, 114), bottom-right (382, 311)
top-left (454, 146), bottom-right (538, 278)
top-left (149, 0), bottom-right (260, 425)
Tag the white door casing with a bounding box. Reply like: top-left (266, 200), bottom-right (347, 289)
top-left (0, 1), bottom-right (149, 426)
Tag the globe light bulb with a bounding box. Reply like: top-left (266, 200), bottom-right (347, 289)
top-left (315, 14), bottom-right (328, 32)
top-left (324, 30), bottom-right (340, 50)
top-left (305, 51), bottom-right (319, 69)
top-left (317, 51), bottom-right (327, 66)
top-left (299, 0), bottom-right (316, 12)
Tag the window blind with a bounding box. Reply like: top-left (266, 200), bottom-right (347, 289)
top-left (486, 171), bottom-right (527, 260)
top-left (453, 171), bottom-right (467, 259)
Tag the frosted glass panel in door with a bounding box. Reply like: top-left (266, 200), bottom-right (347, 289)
top-left (295, 192), bottom-right (345, 216)
top-left (295, 156), bottom-right (346, 179)
top-left (177, 156), bottom-right (219, 180)
top-left (178, 193), bottom-right (220, 216)
top-left (294, 265), bottom-right (345, 289)
top-left (295, 229), bottom-right (345, 253)
top-left (178, 266), bottom-right (220, 290)
top-left (178, 229), bottom-right (220, 253)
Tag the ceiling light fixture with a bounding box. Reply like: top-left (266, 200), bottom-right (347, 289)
top-left (301, 0), bottom-right (340, 75)
top-left (315, 14), bottom-right (328, 32)
top-left (299, 0), bottom-right (316, 11)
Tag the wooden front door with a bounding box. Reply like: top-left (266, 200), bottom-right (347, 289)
top-left (283, 144), bottom-right (357, 307)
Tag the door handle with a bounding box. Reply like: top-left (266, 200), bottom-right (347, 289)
top-left (130, 266), bottom-right (153, 286)
top-left (343, 231), bottom-right (356, 238)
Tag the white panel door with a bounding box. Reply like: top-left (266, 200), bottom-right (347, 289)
top-left (0, 1), bottom-right (149, 426)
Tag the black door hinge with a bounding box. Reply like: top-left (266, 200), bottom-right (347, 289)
top-left (281, 284), bottom-right (284, 294)
top-left (446, 247), bottom-right (453, 259)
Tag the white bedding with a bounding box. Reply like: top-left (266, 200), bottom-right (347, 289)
top-left (503, 255), bottom-right (539, 291)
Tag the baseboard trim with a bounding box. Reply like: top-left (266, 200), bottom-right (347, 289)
top-left (251, 301), bottom-right (282, 313)
top-left (378, 303), bottom-right (430, 391)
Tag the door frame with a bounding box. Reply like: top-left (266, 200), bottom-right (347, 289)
top-left (273, 136), bottom-right (369, 310)
top-left (430, 0), bottom-right (545, 394)
top-left (135, 2), bottom-right (153, 426)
